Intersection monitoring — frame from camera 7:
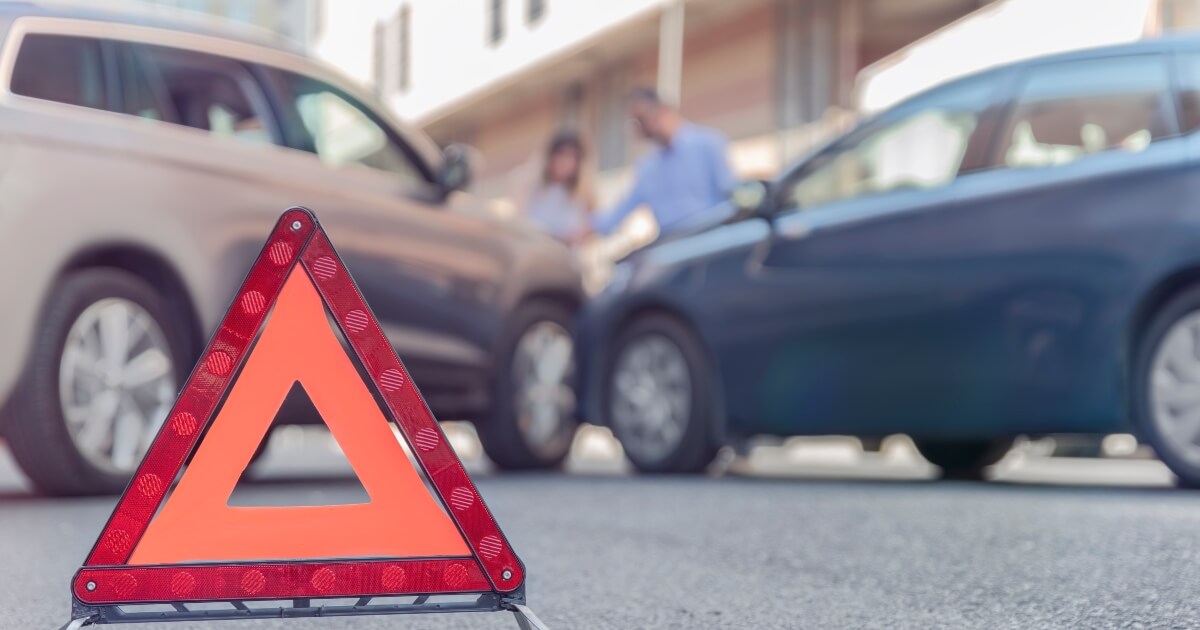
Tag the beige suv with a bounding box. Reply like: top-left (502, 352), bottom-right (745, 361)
top-left (0, 5), bottom-right (584, 495)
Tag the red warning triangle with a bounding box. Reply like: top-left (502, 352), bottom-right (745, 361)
top-left (72, 208), bottom-right (524, 606)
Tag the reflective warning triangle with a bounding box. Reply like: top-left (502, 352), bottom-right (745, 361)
top-left (72, 208), bottom-right (525, 607)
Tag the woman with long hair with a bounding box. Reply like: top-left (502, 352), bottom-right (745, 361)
top-left (524, 129), bottom-right (591, 245)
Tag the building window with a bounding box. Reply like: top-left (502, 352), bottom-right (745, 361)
top-left (489, 0), bottom-right (505, 44)
top-left (528, 0), bottom-right (545, 23)
top-left (372, 6), bottom-right (411, 96)
top-left (372, 21), bottom-right (385, 95)
top-left (397, 5), bottom-right (410, 91)
top-left (597, 70), bottom-right (629, 171)
top-left (562, 81), bottom-right (584, 124)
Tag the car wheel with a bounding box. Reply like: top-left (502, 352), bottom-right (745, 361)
top-left (1134, 285), bottom-right (1200, 488)
top-left (912, 439), bottom-right (1011, 480)
top-left (4, 269), bottom-right (183, 496)
top-left (476, 300), bottom-right (579, 470)
top-left (607, 314), bottom-right (719, 473)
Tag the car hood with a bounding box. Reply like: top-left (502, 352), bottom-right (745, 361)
top-left (617, 201), bottom-right (745, 266)
top-left (617, 207), bottom-right (772, 280)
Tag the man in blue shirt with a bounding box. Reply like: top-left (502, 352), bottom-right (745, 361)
top-left (593, 87), bottom-right (735, 237)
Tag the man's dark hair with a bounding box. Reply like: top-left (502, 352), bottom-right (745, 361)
top-left (627, 86), bottom-right (662, 106)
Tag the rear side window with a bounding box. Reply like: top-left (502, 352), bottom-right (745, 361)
top-left (10, 34), bottom-right (108, 110)
top-left (1174, 52), bottom-right (1200, 133)
top-left (998, 55), bottom-right (1174, 169)
top-left (134, 44), bottom-right (272, 145)
top-left (115, 43), bottom-right (169, 121)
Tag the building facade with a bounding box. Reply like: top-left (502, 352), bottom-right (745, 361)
top-left (314, 0), bottom-right (1198, 245)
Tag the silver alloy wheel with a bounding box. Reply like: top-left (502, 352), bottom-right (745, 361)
top-left (611, 333), bottom-right (692, 463)
top-left (58, 298), bottom-right (176, 475)
top-left (1151, 310), bottom-right (1200, 467)
top-left (512, 320), bottom-right (576, 459)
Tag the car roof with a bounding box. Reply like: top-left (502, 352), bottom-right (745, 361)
top-left (917, 34), bottom-right (1200, 101)
top-left (0, 1), bottom-right (301, 53)
top-left (1003, 33), bottom-right (1200, 67)
top-left (778, 34), bottom-right (1200, 183)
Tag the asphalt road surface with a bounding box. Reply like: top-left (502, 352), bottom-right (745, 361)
top-left (2, 427), bottom-right (1198, 629)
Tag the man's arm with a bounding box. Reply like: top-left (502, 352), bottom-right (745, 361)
top-left (592, 167), bottom-right (647, 236)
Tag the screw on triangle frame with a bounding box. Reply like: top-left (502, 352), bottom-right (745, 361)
top-left (61, 208), bottom-right (548, 628)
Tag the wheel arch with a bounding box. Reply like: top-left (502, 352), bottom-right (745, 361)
top-left (518, 287), bottom-right (584, 313)
top-left (1124, 266), bottom-right (1200, 485)
top-left (1130, 266), bottom-right (1200, 358)
top-left (1124, 266), bottom-right (1200, 428)
top-left (492, 286), bottom-right (583, 365)
top-left (58, 242), bottom-right (203, 364)
top-left (592, 298), bottom-right (728, 444)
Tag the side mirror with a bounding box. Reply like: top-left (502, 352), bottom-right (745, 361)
top-left (438, 143), bottom-right (474, 195)
top-left (730, 179), bottom-right (771, 217)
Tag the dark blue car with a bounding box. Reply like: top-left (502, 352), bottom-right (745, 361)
top-left (576, 36), bottom-right (1200, 483)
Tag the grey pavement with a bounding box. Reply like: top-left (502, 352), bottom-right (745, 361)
top-left (1, 427), bottom-right (1197, 629)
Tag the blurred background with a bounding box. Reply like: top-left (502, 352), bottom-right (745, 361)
top-left (86, 0), bottom-right (1192, 476)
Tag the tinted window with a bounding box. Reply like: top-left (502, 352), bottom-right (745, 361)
top-left (115, 44), bottom-right (168, 121)
top-left (10, 34), bottom-right (108, 110)
top-left (786, 79), bottom-right (992, 209)
top-left (265, 70), bottom-right (422, 183)
top-left (1174, 52), bottom-right (1200, 133)
top-left (137, 45), bottom-right (271, 145)
top-left (999, 55), bottom-right (1173, 169)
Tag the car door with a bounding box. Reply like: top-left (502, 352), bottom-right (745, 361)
top-left (15, 34), bottom-right (298, 353)
top-left (250, 66), bottom-right (508, 414)
top-left (937, 52), bottom-right (1191, 435)
top-left (712, 74), bottom-right (1007, 438)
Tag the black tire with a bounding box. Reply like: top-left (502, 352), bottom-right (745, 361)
top-left (606, 314), bottom-right (720, 473)
top-left (4, 268), bottom-right (185, 496)
top-left (913, 439), bottom-right (1011, 481)
top-left (1133, 285), bottom-right (1200, 488)
top-left (476, 300), bottom-right (579, 470)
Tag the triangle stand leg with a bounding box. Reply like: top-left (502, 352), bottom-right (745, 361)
top-left (57, 616), bottom-right (94, 630)
top-left (510, 603), bottom-right (550, 630)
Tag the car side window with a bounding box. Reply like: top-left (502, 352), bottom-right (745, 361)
top-left (10, 34), bottom-right (109, 110)
top-left (134, 44), bottom-right (273, 145)
top-left (1173, 52), bottom-right (1200, 133)
top-left (114, 43), bottom-right (171, 122)
top-left (997, 55), bottom-right (1173, 169)
top-left (262, 69), bottom-right (423, 185)
top-left (785, 79), bottom-right (992, 211)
